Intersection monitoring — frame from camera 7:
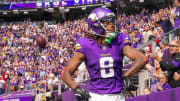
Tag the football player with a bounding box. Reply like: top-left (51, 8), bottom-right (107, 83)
top-left (62, 7), bottom-right (148, 101)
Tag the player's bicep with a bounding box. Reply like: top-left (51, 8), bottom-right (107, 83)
top-left (66, 52), bottom-right (85, 74)
top-left (123, 45), bottom-right (146, 61)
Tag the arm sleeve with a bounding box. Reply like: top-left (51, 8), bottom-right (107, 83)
top-left (160, 57), bottom-right (180, 71)
top-left (75, 39), bottom-right (85, 54)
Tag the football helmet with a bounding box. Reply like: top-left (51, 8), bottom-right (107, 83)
top-left (88, 7), bottom-right (116, 38)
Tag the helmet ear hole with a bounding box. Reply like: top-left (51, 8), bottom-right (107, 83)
top-left (93, 25), bottom-right (98, 29)
top-left (93, 23), bottom-right (100, 28)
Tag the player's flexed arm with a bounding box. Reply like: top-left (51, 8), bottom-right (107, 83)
top-left (123, 45), bottom-right (148, 76)
top-left (122, 46), bottom-right (148, 91)
top-left (62, 52), bottom-right (84, 89)
top-left (62, 52), bottom-right (90, 101)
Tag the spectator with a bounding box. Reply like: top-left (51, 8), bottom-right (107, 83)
top-left (157, 73), bottom-right (171, 91)
top-left (2, 71), bottom-right (9, 82)
top-left (52, 76), bottom-right (59, 90)
top-left (173, 0), bottom-right (180, 28)
top-left (145, 59), bottom-right (163, 93)
top-left (19, 79), bottom-right (24, 91)
top-left (24, 70), bottom-right (31, 90)
top-left (10, 76), bottom-right (18, 92)
top-left (5, 78), bottom-right (11, 93)
top-left (132, 28), bottom-right (143, 48)
top-left (159, 38), bottom-right (171, 63)
top-left (0, 76), bottom-right (5, 94)
top-left (48, 71), bottom-right (54, 91)
top-left (40, 68), bottom-right (45, 78)
top-left (154, 40), bottom-right (180, 88)
top-left (160, 38), bottom-right (169, 50)
top-left (155, 9), bottom-right (173, 33)
top-left (143, 25), bottom-right (153, 44)
top-left (143, 87), bottom-right (151, 95)
top-left (31, 72), bottom-right (37, 90)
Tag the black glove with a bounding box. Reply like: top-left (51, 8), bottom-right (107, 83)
top-left (123, 76), bottom-right (137, 91)
top-left (73, 86), bottom-right (90, 101)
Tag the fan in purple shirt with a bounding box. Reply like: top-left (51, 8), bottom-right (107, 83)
top-left (62, 7), bottom-right (147, 101)
top-left (174, 0), bottom-right (180, 28)
top-left (132, 28), bottom-right (143, 48)
top-left (157, 73), bottom-right (171, 91)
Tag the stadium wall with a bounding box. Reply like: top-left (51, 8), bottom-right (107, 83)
top-left (62, 86), bottom-right (180, 101)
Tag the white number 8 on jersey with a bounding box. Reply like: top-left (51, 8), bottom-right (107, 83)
top-left (99, 57), bottom-right (114, 78)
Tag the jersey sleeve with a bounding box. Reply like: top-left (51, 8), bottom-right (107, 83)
top-left (75, 39), bottom-right (86, 54)
top-left (117, 33), bottom-right (131, 47)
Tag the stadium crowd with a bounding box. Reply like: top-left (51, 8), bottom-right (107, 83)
top-left (0, 19), bottom-right (88, 94)
top-left (0, 5), bottom-right (180, 98)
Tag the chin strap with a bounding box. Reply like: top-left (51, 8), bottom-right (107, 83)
top-left (104, 31), bottom-right (118, 44)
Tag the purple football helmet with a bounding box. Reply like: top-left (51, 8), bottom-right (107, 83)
top-left (88, 7), bottom-right (116, 38)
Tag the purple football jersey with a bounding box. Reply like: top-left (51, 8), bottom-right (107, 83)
top-left (75, 33), bottom-right (130, 94)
